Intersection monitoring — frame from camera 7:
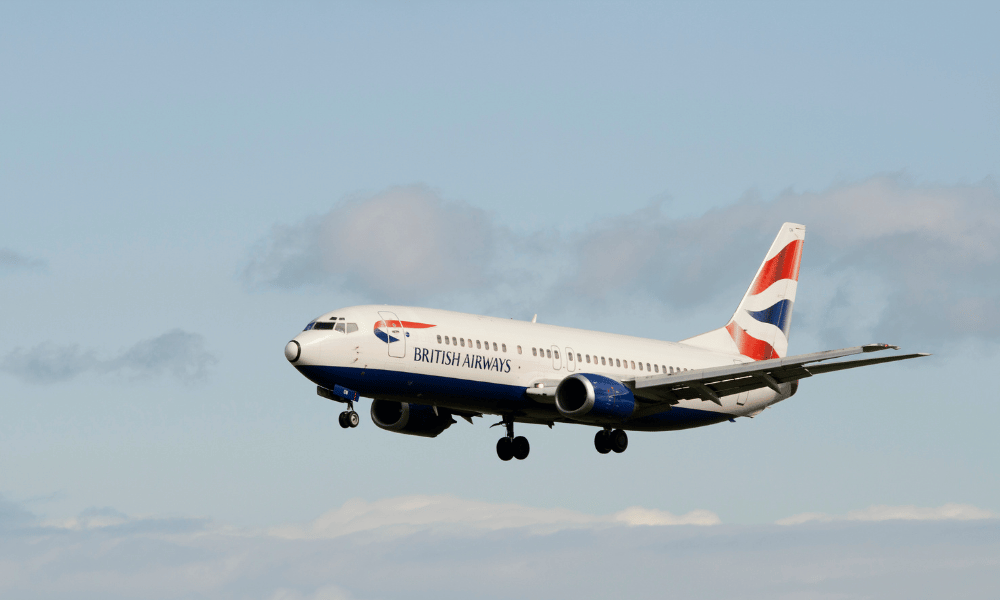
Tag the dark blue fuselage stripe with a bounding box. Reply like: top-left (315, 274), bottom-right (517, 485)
top-left (296, 364), bottom-right (729, 432)
top-left (746, 299), bottom-right (793, 335)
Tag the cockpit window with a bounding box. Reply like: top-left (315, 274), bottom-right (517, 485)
top-left (313, 322), bottom-right (335, 330)
top-left (345, 323), bottom-right (358, 333)
top-left (334, 323), bottom-right (346, 333)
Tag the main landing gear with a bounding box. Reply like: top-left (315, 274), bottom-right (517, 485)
top-left (496, 417), bottom-right (530, 461)
top-left (338, 399), bottom-right (360, 429)
top-left (595, 428), bottom-right (628, 454)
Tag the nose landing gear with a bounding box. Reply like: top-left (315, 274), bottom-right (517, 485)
top-left (595, 428), bottom-right (628, 454)
top-left (495, 417), bottom-right (530, 461)
top-left (338, 409), bottom-right (360, 429)
top-left (338, 398), bottom-right (360, 429)
top-left (318, 385), bottom-right (360, 429)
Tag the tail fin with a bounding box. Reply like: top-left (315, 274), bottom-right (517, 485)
top-left (681, 223), bottom-right (805, 360)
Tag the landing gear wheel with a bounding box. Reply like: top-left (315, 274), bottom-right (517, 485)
top-left (610, 429), bottom-right (628, 453)
top-left (594, 430), bottom-right (611, 454)
top-left (512, 436), bottom-right (530, 460)
top-left (348, 411), bottom-right (360, 428)
top-left (496, 437), bottom-right (514, 461)
top-left (338, 411), bottom-right (351, 429)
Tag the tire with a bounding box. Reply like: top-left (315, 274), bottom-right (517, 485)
top-left (512, 436), bottom-right (530, 460)
top-left (610, 429), bottom-right (628, 453)
top-left (348, 411), bottom-right (360, 428)
top-left (496, 437), bottom-right (514, 461)
top-left (594, 430), bottom-right (611, 454)
top-left (338, 412), bottom-right (350, 429)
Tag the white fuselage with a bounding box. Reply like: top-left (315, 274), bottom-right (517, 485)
top-left (288, 305), bottom-right (791, 431)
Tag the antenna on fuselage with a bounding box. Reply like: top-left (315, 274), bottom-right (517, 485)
top-left (532, 314), bottom-right (537, 323)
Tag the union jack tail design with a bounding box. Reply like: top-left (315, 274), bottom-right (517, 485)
top-left (682, 223), bottom-right (805, 360)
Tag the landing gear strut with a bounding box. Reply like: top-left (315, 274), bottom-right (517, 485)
top-left (496, 417), bottom-right (529, 461)
top-left (595, 428), bottom-right (627, 454)
top-left (338, 399), bottom-right (360, 429)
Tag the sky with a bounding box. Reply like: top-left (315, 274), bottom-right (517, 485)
top-left (1, 1), bottom-right (999, 598)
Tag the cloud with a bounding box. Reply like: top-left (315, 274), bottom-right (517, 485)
top-left (244, 176), bottom-right (1000, 348)
top-left (0, 248), bottom-right (46, 272)
top-left (0, 495), bottom-right (997, 600)
top-left (0, 329), bottom-right (217, 384)
top-left (776, 503), bottom-right (997, 525)
top-left (242, 186), bottom-right (511, 299)
top-left (269, 495), bottom-right (718, 540)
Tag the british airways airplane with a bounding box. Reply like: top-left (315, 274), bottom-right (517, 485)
top-left (284, 223), bottom-right (927, 461)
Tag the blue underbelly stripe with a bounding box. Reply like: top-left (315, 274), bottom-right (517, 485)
top-left (295, 364), bottom-right (730, 431)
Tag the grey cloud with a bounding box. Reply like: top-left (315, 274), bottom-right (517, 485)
top-left (245, 177), bottom-right (1000, 347)
top-left (0, 248), bottom-right (46, 272)
top-left (0, 496), bottom-right (997, 600)
top-left (1, 329), bottom-right (217, 384)
top-left (243, 186), bottom-right (512, 301)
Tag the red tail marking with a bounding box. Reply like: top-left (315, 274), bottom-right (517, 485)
top-left (749, 239), bottom-right (803, 295)
top-left (726, 321), bottom-right (779, 361)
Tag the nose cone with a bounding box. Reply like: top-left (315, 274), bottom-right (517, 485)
top-left (284, 340), bottom-right (301, 363)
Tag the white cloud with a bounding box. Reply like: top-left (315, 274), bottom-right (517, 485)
top-left (0, 329), bottom-right (217, 384)
top-left (242, 186), bottom-right (512, 300)
top-left (244, 176), bottom-right (1000, 348)
top-left (1, 494), bottom-right (997, 600)
top-left (776, 503), bottom-right (996, 525)
top-left (270, 495), bottom-right (719, 539)
top-left (612, 505), bottom-right (721, 526)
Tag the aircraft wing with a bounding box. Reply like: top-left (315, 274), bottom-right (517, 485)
top-left (624, 343), bottom-right (929, 408)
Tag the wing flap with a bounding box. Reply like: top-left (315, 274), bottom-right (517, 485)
top-left (625, 344), bottom-right (928, 407)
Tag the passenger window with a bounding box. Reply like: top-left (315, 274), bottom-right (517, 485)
top-left (461, 339), bottom-right (466, 347)
top-left (547, 349), bottom-right (552, 359)
top-left (437, 335), bottom-right (442, 343)
top-left (532, 347), bottom-right (537, 356)
top-left (476, 340), bottom-right (482, 349)
top-left (646, 363), bottom-right (650, 371)
top-left (615, 359), bottom-right (620, 367)
top-left (601, 357), bottom-right (606, 365)
top-left (554, 350), bottom-right (559, 359)
top-left (654, 364), bottom-right (659, 373)
top-left (494, 342), bottom-right (498, 351)
top-left (577, 353), bottom-right (581, 362)
top-left (638, 362), bottom-right (643, 371)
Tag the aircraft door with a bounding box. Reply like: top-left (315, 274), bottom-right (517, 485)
top-left (551, 345), bottom-right (562, 370)
top-left (566, 347), bottom-right (576, 372)
top-left (377, 311), bottom-right (406, 358)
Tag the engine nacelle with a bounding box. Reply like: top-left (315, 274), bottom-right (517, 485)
top-left (370, 399), bottom-right (455, 438)
top-left (555, 373), bottom-right (635, 423)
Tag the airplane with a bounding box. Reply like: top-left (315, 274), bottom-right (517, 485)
top-left (283, 222), bottom-right (928, 461)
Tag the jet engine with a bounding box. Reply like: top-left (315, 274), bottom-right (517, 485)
top-left (370, 399), bottom-right (456, 438)
top-left (555, 373), bottom-right (635, 423)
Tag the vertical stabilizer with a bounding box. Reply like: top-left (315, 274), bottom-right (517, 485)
top-left (681, 223), bottom-right (805, 360)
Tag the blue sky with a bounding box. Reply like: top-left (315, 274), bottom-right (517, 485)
top-left (2, 1), bottom-right (999, 597)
